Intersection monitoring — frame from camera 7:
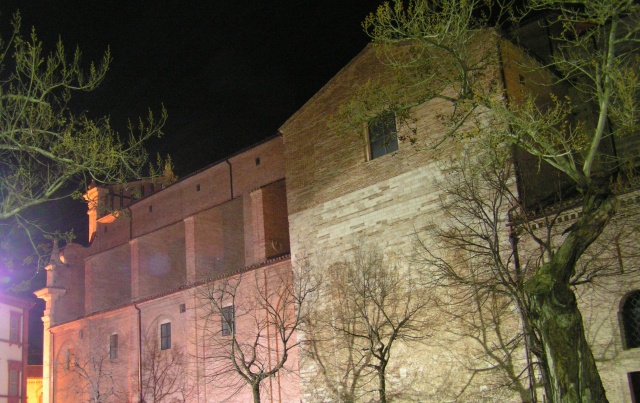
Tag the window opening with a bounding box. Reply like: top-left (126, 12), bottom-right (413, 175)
top-left (109, 334), bottom-right (118, 359)
top-left (66, 348), bottom-right (75, 370)
top-left (9, 312), bottom-right (21, 342)
top-left (222, 306), bottom-right (235, 336)
top-left (160, 322), bottom-right (171, 350)
top-left (623, 291), bottom-right (640, 348)
top-left (8, 361), bottom-right (21, 401)
top-left (368, 112), bottom-right (398, 160)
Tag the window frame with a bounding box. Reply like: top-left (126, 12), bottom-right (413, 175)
top-left (221, 306), bottom-right (235, 337)
top-left (366, 112), bottom-right (399, 160)
top-left (8, 360), bottom-right (21, 402)
top-left (9, 311), bottom-right (21, 343)
top-left (160, 322), bottom-right (172, 350)
top-left (109, 333), bottom-right (118, 360)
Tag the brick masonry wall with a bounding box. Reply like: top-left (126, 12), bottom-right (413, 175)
top-left (190, 197), bottom-right (245, 281)
top-left (85, 243), bottom-right (131, 314)
top-left (192, 259), bottom-right (300, 403)
top-left (134, 221), bottom-right (187, 300)
top-left (51, 308), bottom-right (138, 402)
top-left (228, 138), bottom-right (287, 197)
top-left (49, 243), bottom-right (86, 324)
top-left (262, 179), bottom-right (290, 259)
top-left (50, 258), bottom-right (299, 403)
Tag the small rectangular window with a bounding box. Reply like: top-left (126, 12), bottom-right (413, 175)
top-left (368, 112), bottom-right (399, 160)
top-left (9, 312), bottom-right (21, 342)
top-left (179, 303), bottom-right (186, 313)
top-left (8, 370), bottom-right (19, 396)
top-left (109, 334), bottom-right (118, 359)
top-left (66, 348), bottom-right (75, 370)
top-left (8, 360), bottom-right (21, 399)
top-left (160, 323), bottom-right (171, 350)
top-left (222, 306), bottom-right (235, 336)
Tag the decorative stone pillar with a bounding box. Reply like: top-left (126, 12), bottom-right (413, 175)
top-left (34, 255), bottom-right (67, 403)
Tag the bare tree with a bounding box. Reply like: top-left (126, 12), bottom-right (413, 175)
top-left (303, 304), bottom-right (372, 403)
top-left (57, 328), bottom-right (127, 402)
top-left (197, 263), bottom-right (318, 403)
top-left (308, 245), bottom-right (433, 403)
top-left (141, 332), bottom-right (194, 403)
top-left (415, 143), bottom-right (640, 401)
top-left (413, 144), bottom-right (540, 401)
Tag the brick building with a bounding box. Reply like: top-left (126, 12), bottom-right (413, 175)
top-left (0, 293), bottom-right (33, 403)
top-left (36, 136), bottom-right (297, 402)
top-left (36, 23), bottom-right (640, 403)
top-left (280, 30), bottom-right (640, 402)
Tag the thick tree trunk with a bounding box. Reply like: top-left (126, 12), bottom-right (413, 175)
top-left (252, 382), bottom-right (261, 403)
top-left (525, 185), bottom-right (616, 402)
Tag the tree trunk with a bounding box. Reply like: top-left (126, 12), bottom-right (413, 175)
top-left (525, 185), bottom-right (616, 402)
top-left (252, 382), bottom-right (261, 403)
top-left (378, 362), bottom-right (387, 403)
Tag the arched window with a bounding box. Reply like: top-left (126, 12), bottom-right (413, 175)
top-left (622, 291), bottom-right (640, 349)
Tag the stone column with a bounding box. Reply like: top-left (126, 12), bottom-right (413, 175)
top-left (34, 287), bottom-right (66, 403)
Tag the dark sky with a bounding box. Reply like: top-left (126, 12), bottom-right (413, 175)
top-left (3, 1), bottom-right (379, 176)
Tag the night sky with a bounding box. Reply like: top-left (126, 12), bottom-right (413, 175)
top-left (2, 1), bottom-right (379, 176)
top-left (1, 1), bottom-right (381, 363)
